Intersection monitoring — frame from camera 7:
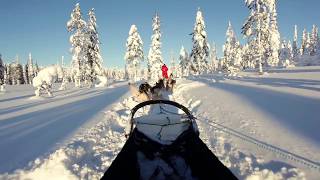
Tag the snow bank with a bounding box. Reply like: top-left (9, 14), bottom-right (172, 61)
top-left (32, 65), bottom-right (64, 96)
top-left (246, 168), bottom-right (305, 180)
top-left (95, 75), bottom-right (108, 87)
top-left (0, 84), bottom-right (5, 92)
top-left (0, 150), bottom-right (77, 180)
top-left (0, 99), bottom-right (130, 180)
top-left (0, 82), bottom-right (129, 178)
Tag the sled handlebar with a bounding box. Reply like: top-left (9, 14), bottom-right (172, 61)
top-left (127, 100), bottom-right (194, 138)
top-left (131, 100), bottom-right (193, 119)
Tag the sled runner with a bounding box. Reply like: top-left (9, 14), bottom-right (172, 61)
top-left (101, 100), bottom-right (237, 180)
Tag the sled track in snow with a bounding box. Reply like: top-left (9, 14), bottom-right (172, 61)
top-left (196, 117), bottom-right (320, 172)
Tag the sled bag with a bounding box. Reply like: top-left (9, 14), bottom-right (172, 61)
top-left (101, 127), bottom-right (237, 180)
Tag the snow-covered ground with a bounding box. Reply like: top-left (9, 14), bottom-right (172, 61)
top-left (0, 66), bottom-right (320, 180)
top-left (0, 82), bottom-right (129, 177)
top-left (179, 66), bottom-right (320, 179)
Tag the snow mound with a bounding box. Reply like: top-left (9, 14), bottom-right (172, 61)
top-left (246, 168), bottom-right (306, 180)
top-left (95, 76), bottom-right (108, 88)
top-left (28, 96), bottom-right (50, 100)
top-left (0, 150), bottom-right (77, 180)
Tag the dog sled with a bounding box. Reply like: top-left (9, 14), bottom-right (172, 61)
top-left (101, 100), bottom-right (237, 180)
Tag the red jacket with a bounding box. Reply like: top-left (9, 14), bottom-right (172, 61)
top-left (161, 64), bottom-right (169, 79)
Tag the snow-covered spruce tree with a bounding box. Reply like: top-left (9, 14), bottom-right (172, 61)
top-left (190, 8), bottom-right (210, 75)
top-left (279, 40), bottom-right (293, 67)
top-left (27, 53), bottom-right (35, 84)
top-left (316, 31), bottom-right (320, 56)
top-left (108, 67), bottom-right (125, 81)
top-left (300, 28), bottom-right (307, 55)
top-left (9, 61), bottom-right (24, 85)
top-left (241, 43), bottom-right (254, 69)
top-left (305, 32), bottom-right (312, 55)
top-left (234, 42), bottom-right (243, 69)
top-left (107, 68), bottom-right (115, 80)
top-left (292, 25), bottom-right (299, 61)
top-left (24, 64), bottom-right (29, 84)
top-left (124, 25), bottom-right (144, 83)
top-left (223, 21), bottom-right (235, 71)
top-left (8, 58), bottom-right (15, 85)
top-left (287, 40), bottom-right (294, 65)
top-left (310, 25), bottom-right (319, 56)
top-left (147, 13), bottom-right (163, 84)
top-left (34, 62), bottom-right (39, 77)
top-left (140, 68), bottom-right (148, 80)
top-left (223, 21), bottom-right (242, 73)
top-left (0, 54), bottom-right (5, 91)
top-left (58, 55), bottom-right (69, 88)
top-left (242, 0), bottom-right (270, 74)
top-left (85, 8), bottom-right (104, 87)
top-left (23, 64), bottom-right (28, 84)
top-left (67, 3), bottom-right (87, 87)
top-left (209, 42), bottom-right (218, 72)
top-left (17, 63), bottom-right (25, 85)
top-left (4, 64), bottom-right (10, 85)
top-left (266, 0), bottom-right (280, 67)
top-left (279, 40), bottom-right (288, 66)
top-left (179, 46), bottom-right (190, 77)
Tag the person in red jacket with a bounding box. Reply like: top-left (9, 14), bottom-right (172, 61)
top-left (161, 64), bottom-right (169, 79)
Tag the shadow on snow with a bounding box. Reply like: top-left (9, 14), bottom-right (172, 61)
top-left (192, 76), bottom-right (320, 145)
top-left (0, 86), bottom-right (128, 173)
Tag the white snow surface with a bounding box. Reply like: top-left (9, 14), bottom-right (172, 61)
top-left (0, 66), bottom-right (320, 180)
top-left (0, 82), bottom-right (129, 179)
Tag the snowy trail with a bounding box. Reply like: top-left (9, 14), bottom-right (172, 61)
top-left (191, 75), bottom-right (320, 147)
top-left (189, 75), bottom-right (320, 159)
top-left (197, 117), bottom-right (320, 171)
top-left (0, 82), bottom-right (128, 173)
top-left (172, 80), bottom-right (310, 179)
top-left (175, 69), bottom-right (320, 179)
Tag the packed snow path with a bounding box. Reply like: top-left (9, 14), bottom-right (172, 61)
top-left (0, 82), bottom-right (128, 173)
top-left (177, 67), bottom-right (320, 179)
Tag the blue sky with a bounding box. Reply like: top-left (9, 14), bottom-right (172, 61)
top-left (0, 0), bottom-right (319, 68)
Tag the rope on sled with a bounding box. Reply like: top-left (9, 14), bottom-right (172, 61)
top-left (196, 117), bottom-right (320, 172)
